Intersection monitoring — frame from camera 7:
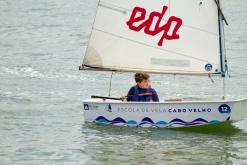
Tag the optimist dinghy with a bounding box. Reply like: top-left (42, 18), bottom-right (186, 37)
top-left (79, 0), bottom-right (247, 128)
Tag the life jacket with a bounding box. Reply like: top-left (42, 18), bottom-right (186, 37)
top-left (133, 86), bottom-right (153, 102)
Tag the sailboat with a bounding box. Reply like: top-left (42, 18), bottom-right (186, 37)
top-left (79, 0), bottom-right (247, 128)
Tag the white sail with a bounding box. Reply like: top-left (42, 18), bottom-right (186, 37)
top-left (82, 0), bottom-right (225, 75)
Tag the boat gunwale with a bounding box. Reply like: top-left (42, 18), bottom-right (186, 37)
top-left (83, 98), bottom-right (247, 104)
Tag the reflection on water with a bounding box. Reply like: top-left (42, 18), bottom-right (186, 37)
top-left (82, 122), bottom-right (247, 165)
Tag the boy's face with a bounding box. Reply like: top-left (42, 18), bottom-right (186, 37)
top-left (137, 79), bottom-right (150, 89)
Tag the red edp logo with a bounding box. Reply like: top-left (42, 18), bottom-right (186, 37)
top-left (126, 6), bottom-right (183, 47)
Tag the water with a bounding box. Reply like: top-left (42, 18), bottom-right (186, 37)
top-left (0, 0), bottom-right (247, 164)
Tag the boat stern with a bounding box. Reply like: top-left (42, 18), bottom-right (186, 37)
top-left (231, 98), bottom-right (247, 121)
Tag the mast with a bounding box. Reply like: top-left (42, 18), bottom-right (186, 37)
top-left (217, 0), bottom-right (226, 77)
top-left (217, 0), bottom-right (228, 99)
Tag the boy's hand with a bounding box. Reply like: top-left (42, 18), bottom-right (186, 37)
top-left (120, 96), bottom-right (127, 101)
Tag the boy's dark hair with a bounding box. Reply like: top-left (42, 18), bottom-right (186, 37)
top-left (135, 72), bottom-right (150, 83)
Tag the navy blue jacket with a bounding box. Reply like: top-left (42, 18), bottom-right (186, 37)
top-left (127, 85), bottom-right (159, 102)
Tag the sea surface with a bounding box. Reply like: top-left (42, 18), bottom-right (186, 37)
top-left (1, 0), bottom-right (247, 164)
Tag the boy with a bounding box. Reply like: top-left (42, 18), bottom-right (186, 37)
top-left (121, 72), bottom-right (159, 102)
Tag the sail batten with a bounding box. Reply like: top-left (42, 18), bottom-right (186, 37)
top-left (82, 0), bottom-right (225, 75)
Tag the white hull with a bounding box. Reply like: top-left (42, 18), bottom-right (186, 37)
top-left (82, 98), bottom-right (247, 128)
